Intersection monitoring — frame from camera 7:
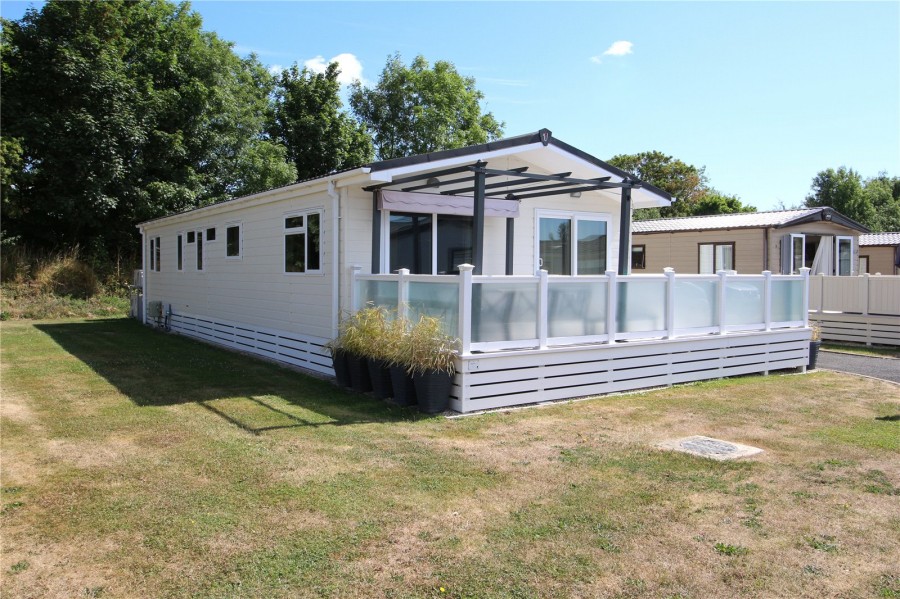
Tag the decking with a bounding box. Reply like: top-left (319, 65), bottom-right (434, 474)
top-left (354, 266), bottom-right (812, 412)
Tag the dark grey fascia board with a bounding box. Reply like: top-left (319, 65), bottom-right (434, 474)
top-left (776, 207), bottom-right (871, 233)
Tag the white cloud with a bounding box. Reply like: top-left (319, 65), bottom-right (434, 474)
top-left (590, 41), bottom-right (634, 64)
top-left (268, 64), bottom-right (283, 76)
top-left (303, 53), bottom-right (364, 85)
top-left (603, 40), bottom-right (633, 56)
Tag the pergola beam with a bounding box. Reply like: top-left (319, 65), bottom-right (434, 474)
top-left (443, 171), bottom-right (572, 195)
top-left (401, 167), bottom-right (529, 192)
top-left (362, 163), bottom-right (481, 192)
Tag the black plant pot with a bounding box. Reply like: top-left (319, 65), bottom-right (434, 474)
top-left (389, 366), bottom-right (417, 407)
top-left (413, 370), bottom-right (454, 414)
top-left (331, 349), bottom-right (351, 388)
top-left (367, 358), bottom-right (393, 400)
top-left (346, 353), bottom-right (372, 393)
top-left (809, 340), bottom-right (821, 370)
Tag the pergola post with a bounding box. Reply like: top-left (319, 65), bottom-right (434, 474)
top-left (505, 218), bottom-right (515, 275)
top-left (618, 185), bottom-right (632, 275)
top-left (371, 191), bottom-right (381, 273)
top-left (473, 161), bottom-right (486, 275)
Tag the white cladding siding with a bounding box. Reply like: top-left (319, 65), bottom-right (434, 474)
top-left (143, 188), bottom-right (335, 340)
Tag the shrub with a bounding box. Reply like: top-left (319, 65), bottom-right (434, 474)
top-left (33, 253), bottom-right (99, 299)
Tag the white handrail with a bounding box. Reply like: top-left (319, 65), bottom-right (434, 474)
top-left (351, 266), bottom-right (812, 351)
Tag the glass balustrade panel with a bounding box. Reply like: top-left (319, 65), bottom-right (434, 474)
top-left (548, 281), bottom-right (608, 337)
top-left (724, 280), bottom-right (765, 326)
top-left (617, 280), bottom-right (666, 333)
top-left (407, 281), bottom-right (460, 336)
top-left (674, 280), bottom-right (718, 330)
top-left (771, 279), bottom-right (804, 323)
top-left (472, 283), bottom-right (539, 343)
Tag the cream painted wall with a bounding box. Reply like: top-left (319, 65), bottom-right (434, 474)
top-left (861, 246), bottom-right (899, 275)
top-left (633, 229), bottom-right (765, 274)
top-left (142, 186), bottom-right (336, 339)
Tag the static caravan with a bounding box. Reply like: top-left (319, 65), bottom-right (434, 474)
top-left (631, 208), bottom-right (869, 275)
top-left (859, 233), bottom-right (900, 275)
top-left (140, 130), bottom-right (813, 413)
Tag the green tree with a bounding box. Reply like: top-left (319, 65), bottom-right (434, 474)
top-left (271, 62), bottom-right (373, 181)
top-left (608, 151), bottom-right (754, 219)
top-left (804, 167), bottom-right (875, 229)
top-left (863, 173), bottom-right (900, 232)
top-left (1, 0), bottom-right (295, 257)
top-left (349, 54), bottom-right (504, 160)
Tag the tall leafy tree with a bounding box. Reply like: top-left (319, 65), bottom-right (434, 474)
top-left (863, 173), bottom-right (900, 232)
top-left (1, 0), bottom-right (295, 257)
top-left (271, 62), bottom-right (373, 181)
top-left (349, 54), bottom-right (504, 160)
top-left (608, 151), bottom-right (754, 219)
top-left (804, 167), bottom-right (875, 229)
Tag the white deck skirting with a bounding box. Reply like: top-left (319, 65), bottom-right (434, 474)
top-left (450, 328), bottom-right (810, 413)
top-left (169, 312), bottom-right (333, 376)
top-left (808, 312), bottom-right (900, 347)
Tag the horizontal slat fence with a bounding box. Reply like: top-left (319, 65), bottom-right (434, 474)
top-left (808, 274), bottom-right (900, 346)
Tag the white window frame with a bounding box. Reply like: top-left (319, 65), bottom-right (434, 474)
top-left (283, 209), bottom-right (324, 275)
top-left (534, 209), bottom-right (612, 275)
top-left (177, 232), bottom-right (184, 272)
top-left (224, 221), bottom-right (243, 260)
top-left (835, 236), bottom-right (854, 276)
top-left (382, 211), bottom-right (483, 275)
top-left (785, 233), bottom-right (805, 274)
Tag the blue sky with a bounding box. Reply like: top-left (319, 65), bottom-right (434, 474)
top-left (3, 1), bottom-right (898, 211)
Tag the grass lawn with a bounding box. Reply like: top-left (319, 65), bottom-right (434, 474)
top-left (822, 342), bottom-right (900, 360)
top-left (2, 319), bottom-right (899, 598)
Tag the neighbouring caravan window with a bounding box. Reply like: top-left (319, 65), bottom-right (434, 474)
top-left (836, 236), bottom-right (853, 276)
top-left (206, 227), bottom-right (216, 241)
top-left (537, 211), bottom-right (609, 275)
top-left (860, 255), bottom-right (869, 274)
top-left (284, 211), bottom-right (322, 273)
top-left (699, 242), bottom-right (734, 274)
top-left (196, 230), bottom-right (204, 271)
top-left (187, 231), bottom-right (195, 244)
top-left (177, 234), bottom-right (183, 271)
top-left (631, 245), bottom-right (646, 270)
top-left (154, 237), bottom-right (161, 271)
top-left (226, 224), bottom-right (241, 258)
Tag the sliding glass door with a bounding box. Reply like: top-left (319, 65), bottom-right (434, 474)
top-left (537, 211), bottom-right (609, 275)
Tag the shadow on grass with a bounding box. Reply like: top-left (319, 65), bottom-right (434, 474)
top-left (35, 319), bottom-right (417, 434)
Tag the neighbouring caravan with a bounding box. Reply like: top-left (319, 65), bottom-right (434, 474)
top-left (631, 208), bottom-right (869, 275)
top-left (137, 129), bottom-right (672, 376)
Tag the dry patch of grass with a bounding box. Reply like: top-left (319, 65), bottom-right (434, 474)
top-left (2, 318), bottom-right (898, 598)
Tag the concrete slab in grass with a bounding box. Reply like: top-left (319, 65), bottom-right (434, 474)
top-left (657, 435), bottom-right (763, 461)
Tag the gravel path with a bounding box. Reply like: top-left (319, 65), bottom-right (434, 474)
top-left (816, 350), bottom-right (900, 384)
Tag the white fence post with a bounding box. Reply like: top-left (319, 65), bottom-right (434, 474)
top-left (397, 268), bottom-right (410, 321)
top-left (717, 270), bottom-right (728, 335)
top-left (606, 270), bottom-right (617, 343)
top-left (664, 267), bottom-right (676, 339)
top-left (458, 264), bottom-right (474, 356)
top-left (861, 273), bottom-right (870, 316)
top-left (350, 265), bottom-right (362, 311)
top-left (800, 267), bottom-right (810, 328)
top-left (763, 270), bottom-right (772, 332)
top-left (538, 269), bottom-right (549, 349)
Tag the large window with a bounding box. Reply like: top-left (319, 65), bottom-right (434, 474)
top-left (226, 223), bottom-right (242, 259)
top-left (699, 242), bottom-right (734, 274)
top-left (537, 211), bottom-right (609, 275)
top-left (387, 212), bottom-right (472, 275)
top-left (284, 211), bottom-right (322, 273)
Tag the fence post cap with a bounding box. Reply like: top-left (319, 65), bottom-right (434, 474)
top-left (458, 263), bottom-right (475, 272)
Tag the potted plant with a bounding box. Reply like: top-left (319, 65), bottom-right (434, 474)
top-left (808, 323), bottom-right (822, 369)
top-left (341, 307), bottom-right (377, 393)
top-left (324, 326), bottom-right (351, 388)
top-left (359, 305), bottom-right (395, 400)
top-left (384, 315), bottom-right (417, 407)
top-left (403, 315), bottom-right (459, 414)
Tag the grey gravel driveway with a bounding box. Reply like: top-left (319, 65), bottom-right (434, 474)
top-left (817, 350), bottom-right (900, 384)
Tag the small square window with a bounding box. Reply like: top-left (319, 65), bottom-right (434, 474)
top-left (187, 231), bottom-right (195, 244)
top-left (206, 227), bottom-right (216, 241)
top-left (631, 245), bottom-right (646, 270)
top-left (285, 215), bottom-right (304, 229)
